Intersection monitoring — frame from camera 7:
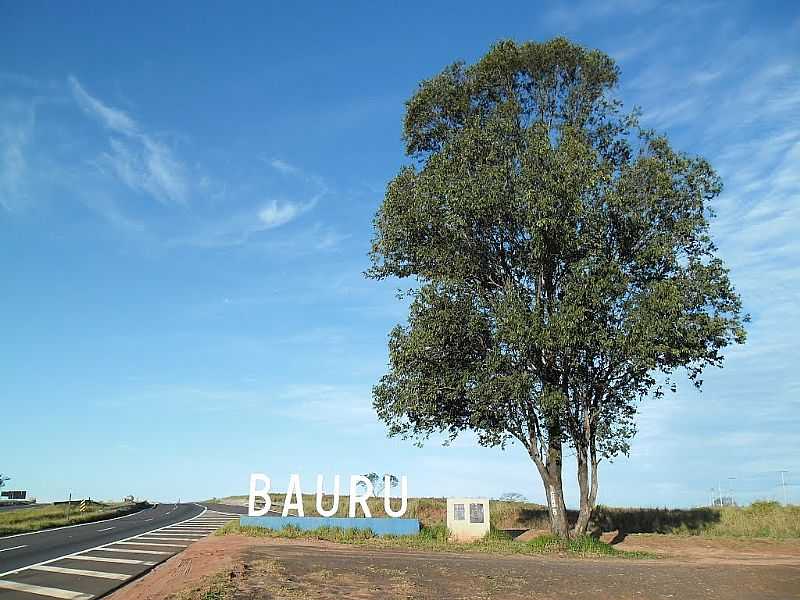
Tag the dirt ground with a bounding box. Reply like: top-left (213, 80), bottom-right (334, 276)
top-left (108, 534), bottom-right (800, 600)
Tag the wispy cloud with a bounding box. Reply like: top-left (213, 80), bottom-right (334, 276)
top-left (276, 384), bottom-right (378, 430)
top-left (69, 75), bottom-right (188, 205)
top-left (258, 199), bottom-right (313, 229)
top-left (0, 99), bottom-right (36, 212)
top-left (69, 76), bottom-right (137, 135)
top-left (269, 158), bottom-right (300, 175)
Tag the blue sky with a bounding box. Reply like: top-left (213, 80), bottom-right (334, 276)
top-left (1, 1), bottom-right (798, 508)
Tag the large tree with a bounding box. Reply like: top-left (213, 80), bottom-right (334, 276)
top-left (367, 38), bottom-right (747, 538)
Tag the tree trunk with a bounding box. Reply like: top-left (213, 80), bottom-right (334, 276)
top-left (531, 424), bottom-right (570, 538)
top-left (573, 448), bottom-right (599, 537)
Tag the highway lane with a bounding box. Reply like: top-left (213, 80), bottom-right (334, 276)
top-left (0, 503), bottom-right (201, 575)
top-left (0, 504), bottom-right (239, 599)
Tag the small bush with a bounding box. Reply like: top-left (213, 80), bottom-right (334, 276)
top-left (418, 522), bottom-right (448, 542)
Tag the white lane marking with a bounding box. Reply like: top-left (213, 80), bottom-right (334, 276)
top-left (115, 541), bottom-right (188, 547)
top-left (139, 531), bottom-right (206, 541)
top-left (136, 537), bottom-right (199, 542)
top-left (0, 580), bottom-right (93, 599)
top-left (156, 530), bottom-right (211, 534)
top-left (0, 544), bottom-right (27, 552)
top-left (31, 565), bottom-right (130, 580)
top-left (96, 547), bottom-right (171, 555)
top-left (66, 555), bottom-right (156, 566)
top-left (144, 518), bottom-right (153, 521)
top-left (0, 506), bottom-right (150, 540)
top-left (96, 527), bottom-right (115, 532)
top-left (0, 504), bottom-right (207, 578)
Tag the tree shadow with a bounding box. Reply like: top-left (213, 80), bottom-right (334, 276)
top-left (590, 506), bottom-right (721, 540)
top-left (508, 506), bottom-right (721, 543)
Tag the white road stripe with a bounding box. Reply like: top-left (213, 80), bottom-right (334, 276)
top-left (116, 541), bottom-right (188, 547)
top-left (0, 544), bottom-right (27, 552)
top-left (96, 527), bottom-right (114, 532)
top-left (94, 547), bottom-right (171, 555)
top-left (31, 565), bottom-right (130, 580)
top-left (66, 555), bottom-right (155, 566)
top-left (158, 529), bottom-right (212, 533)
top-left (135, 535), bottom-right (197, 542)
top-left (0, 580), bottom-right (93, 599)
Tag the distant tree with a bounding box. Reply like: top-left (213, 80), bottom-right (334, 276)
top-left (357, 472), bottom-right (399, 495)
top-left (367, 38), bottom-right (747, 538)
top-left (0, 474), bottom-right (9, 489)
top-left (500, 492), bottom-right (527, 503)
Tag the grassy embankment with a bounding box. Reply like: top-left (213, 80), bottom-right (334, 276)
top-left (212, 494), bottom-right (800, 539)
top-left (217, 520), bottom-right (650, 558)
top-left (0, 502), bottom-right (149, 535)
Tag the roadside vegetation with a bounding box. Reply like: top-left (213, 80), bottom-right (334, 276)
top-left (215, 521), bottom-right (653, 559)
top-left (211, 495), bottom-right (800, 539)
top-left (0, 501), bottom-right (149, 535)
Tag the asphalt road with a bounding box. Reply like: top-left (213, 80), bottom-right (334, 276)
top-left (0, 503), bottom-right (239, 599)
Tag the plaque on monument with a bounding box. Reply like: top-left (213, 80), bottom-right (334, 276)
top-left (469, 502), bottom-right (484, 523)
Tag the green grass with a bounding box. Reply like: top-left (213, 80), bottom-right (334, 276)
top-left (594, 501), bottom-right (800, 539)
top-left (0, 502), bottom-right (149, 535)
top-left (682, 502), bottom-right (800, 538)
top-left (208, 494), bottom-right (551, 530)
top-left (215, 521), bottom-right (653, 559)
top-left (211, 494), bottom-right (800, 540)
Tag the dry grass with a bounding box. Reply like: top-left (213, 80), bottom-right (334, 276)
top-left (215, 521), bottom-right (652, 559)
top-left (212, 494), bottom-right (800, 539)
top-left (0, 502), bottom-right (148, 535)
top-left (210, 494), bottom-right (549, 529)
top-left (594, 501), bottom-right (800, 539)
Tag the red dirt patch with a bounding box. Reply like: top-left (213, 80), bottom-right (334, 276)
top-left (109, 534), bottom-right (800, 600)
top-left (106, 535), bottom-right (253, 600)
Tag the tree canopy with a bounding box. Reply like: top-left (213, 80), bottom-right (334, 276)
top-left (367, 38), bottom-right (747, 536)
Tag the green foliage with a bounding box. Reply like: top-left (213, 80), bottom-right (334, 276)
top-left (367, 37), bottom-right (747, 533)
top-left (357, 472), bottom-right (399, 495)
top-left (418, 522), bottom-right (449, 541)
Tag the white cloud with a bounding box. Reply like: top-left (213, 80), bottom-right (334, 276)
top-left (69, 76), bottom-right (187, 204)
top-left (269, 158), bottom-right (300, 175)
top-left (258, 199), bottom-right (309, 229)
top-left (0, 98), bottom-right (37, 212)
top-left (69, 76), bottom-right (137, 135)
top-left (276, 384), bottom-right (377, 428)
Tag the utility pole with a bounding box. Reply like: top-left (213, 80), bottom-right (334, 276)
top-left (728, 476), bottom-right (737, 506)
top-left (778, 471), bottom-right (789, 505)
